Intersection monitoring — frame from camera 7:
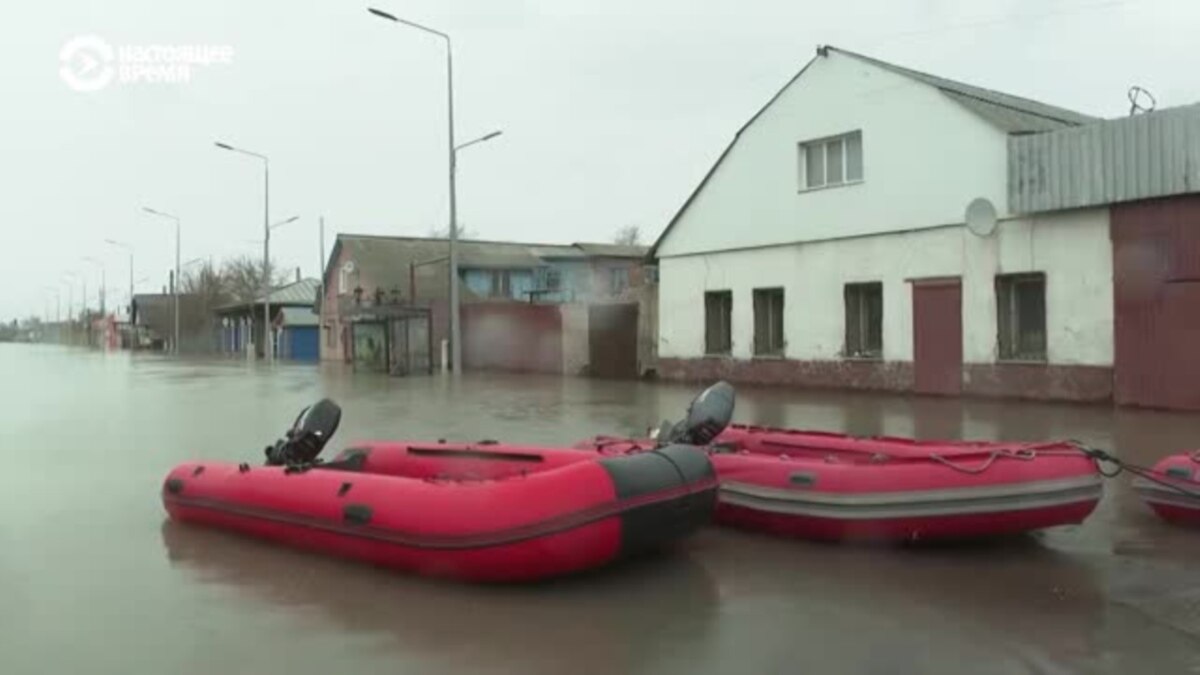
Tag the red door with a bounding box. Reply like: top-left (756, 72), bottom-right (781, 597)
top-left (913, 279), bottom-right (963, 395)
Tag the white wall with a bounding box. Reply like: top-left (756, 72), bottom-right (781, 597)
top-left (658, 209), bottom-right (1113, 366)
top-left (656, 50), bottom-right (1011, 257)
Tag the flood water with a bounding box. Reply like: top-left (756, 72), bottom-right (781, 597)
top-left (2, 344), bottom-right (1198, 674)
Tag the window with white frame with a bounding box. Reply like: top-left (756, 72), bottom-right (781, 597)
top-left (338, 261), bottom-right (356, 293)
top-left (799, 131), bottom-right (863, 190)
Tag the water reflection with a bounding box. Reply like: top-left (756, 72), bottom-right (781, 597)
top-left (5, 345), bottom-right (1200, 674)
top-left (160, 520), bottom-right (719, 675)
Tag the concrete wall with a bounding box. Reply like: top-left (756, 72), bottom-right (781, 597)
top-left (637, 284), bottom-right (658, 376)
top-left (658, 208), bottom-right (1113, 398)
top-left (320, 245), bottom-right (351, 361)
top-left (461, 303), bottom-right (563, 373)
top-left (560, 304), bottom-right (590, 375)
top-left (657, 50), bottom-right (1011, 257)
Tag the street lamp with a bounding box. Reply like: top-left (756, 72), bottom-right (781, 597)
top-left (214, 140), bottom-right (273, 363)
top-left (143, 206), bottom-right (181, 354)
top-left (369, 8), bottom-right (501, 375)
top-left (42, 286), bottom-right (60, 324)
top-left (82, 256), bottom-right (106, 316)
top-left (456, 130), bottom-right (503, 152)
top-left (271, 215), bottom-right (299, 230)
top-left (62, 272), bottom-right (79, 344)
top-left (105, 239), bottom-right (134, 316)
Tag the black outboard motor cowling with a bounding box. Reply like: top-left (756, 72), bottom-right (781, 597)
top-left (265, 398), bottom-right (342, 467)
top-left (662, 381), bottom-right (735, 446)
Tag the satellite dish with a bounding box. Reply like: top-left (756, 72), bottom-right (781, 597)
top-left (965, 197), bottom-right (997, 237)
top-left (1128, 86), bottom-right (1156, 116)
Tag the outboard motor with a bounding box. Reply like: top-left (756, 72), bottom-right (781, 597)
top-left (659, 381), bottom-right (735, 446)
top-left (265, 398), bottom-right (342, 467)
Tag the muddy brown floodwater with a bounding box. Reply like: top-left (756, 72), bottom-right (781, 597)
top-left (2, 344), bottom-right (1199, 674)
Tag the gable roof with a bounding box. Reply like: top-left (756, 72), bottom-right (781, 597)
top-left (262, 278), bottom-right (321, 306)
top-left (322, 235), bottom-right (578, 292)
top-left (649, 45), bottom-right (1098, 257)
top-left (322, 234), bottom-right (650, 292)
top-left (215, 278), bottom-right (321, 312)
top-left (573, 243), bottom-right (650, 258)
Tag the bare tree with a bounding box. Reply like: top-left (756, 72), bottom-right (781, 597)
top-left (613, 225), bottom-right (642, 246)
top-left (427, 222), bottom-right (478, 240)
top-left (221, 256), bottom-right (291, 303)
top-left (181, 262), bottom-right (230, 311)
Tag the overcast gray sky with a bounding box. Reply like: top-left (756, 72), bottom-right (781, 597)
top-left (3, 0), bottom-right (1196, 319)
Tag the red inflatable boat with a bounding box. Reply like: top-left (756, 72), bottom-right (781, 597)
top-left (583, 382), bottom-right (1104, 542)
top-left (702, 425), bottom-right (1102, 541)
top-left (162, 401), bottom-right (717, 582)
top-left (1133, 452), bottom-right (1200, 526)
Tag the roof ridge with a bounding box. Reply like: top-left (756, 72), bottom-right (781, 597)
top-left (337, 232), bottom-right (581, 249)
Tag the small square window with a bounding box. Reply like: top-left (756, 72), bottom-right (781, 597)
top-left (610, 267), bottom-right (630, 294)
top-left (799, 131), bottom-right (863, 190)
top-left (996, 273), bottom-right (1046, 360)
top-left (753, 288), bottom-right (785, 356)
top-left (844, 282), bottom-right (883, 358)
top-left (704, 291), bottom-right (732, 355)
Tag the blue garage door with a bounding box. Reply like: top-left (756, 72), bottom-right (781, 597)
top-left (284, 326), bottom-right (319, 362)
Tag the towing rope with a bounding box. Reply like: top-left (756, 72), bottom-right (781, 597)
top-left (1070, 441), bottom-right (1200, 500)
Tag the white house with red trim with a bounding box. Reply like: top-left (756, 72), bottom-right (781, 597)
top-left (650, 46), bottom-right (1118, 402)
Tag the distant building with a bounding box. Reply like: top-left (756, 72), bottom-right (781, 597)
top-left (652, 45), bottom-right (1200, 409)
top-left (214, 278), bottom-right (321, 361)
top-left (319, 234), bottom-right (650, 375)
top-left (130, 294), bottom-right (212, 352)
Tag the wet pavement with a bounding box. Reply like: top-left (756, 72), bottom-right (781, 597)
top-left (2, 344), bottom-right (1198, 674)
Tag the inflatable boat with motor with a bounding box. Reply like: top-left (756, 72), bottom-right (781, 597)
top-left (582, 382), bottom-right (1104, 542)
top-left (161, 401), bottom-right (718, 582)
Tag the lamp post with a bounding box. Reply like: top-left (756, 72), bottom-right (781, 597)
top-left (43, 287), bottom-right (60, 342)
top-left (62, 273), bottom-right (75, 343)
top-left (214, 140), bottom-right (272, 363)
top-left (369, 7), bottom-right (480, 375)
top-left (43, 287), bottom-right (60, 323)
top-left (142, 206), bottom-right (181, 354)
top-left (105, 239), bottom-right (134, 316)
top-left (82, 256), bottom-right (106, 316)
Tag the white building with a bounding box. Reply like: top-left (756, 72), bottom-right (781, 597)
top-left (651, 46), bottom-right (1116, 402)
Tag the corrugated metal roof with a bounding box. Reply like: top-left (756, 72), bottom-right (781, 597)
top-left (262, 278), bottom-right (321, 306)
top-left (215, 278), bottom-right (320, 312)
top-left (830, 47), bottom-right (1099, 131)
top-left (1009, 103), bottom-right (1200, 213)
top-left (941, 91), bottom-right (1081, 134)
top-left (280, 306), bottom-right (319, 326)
